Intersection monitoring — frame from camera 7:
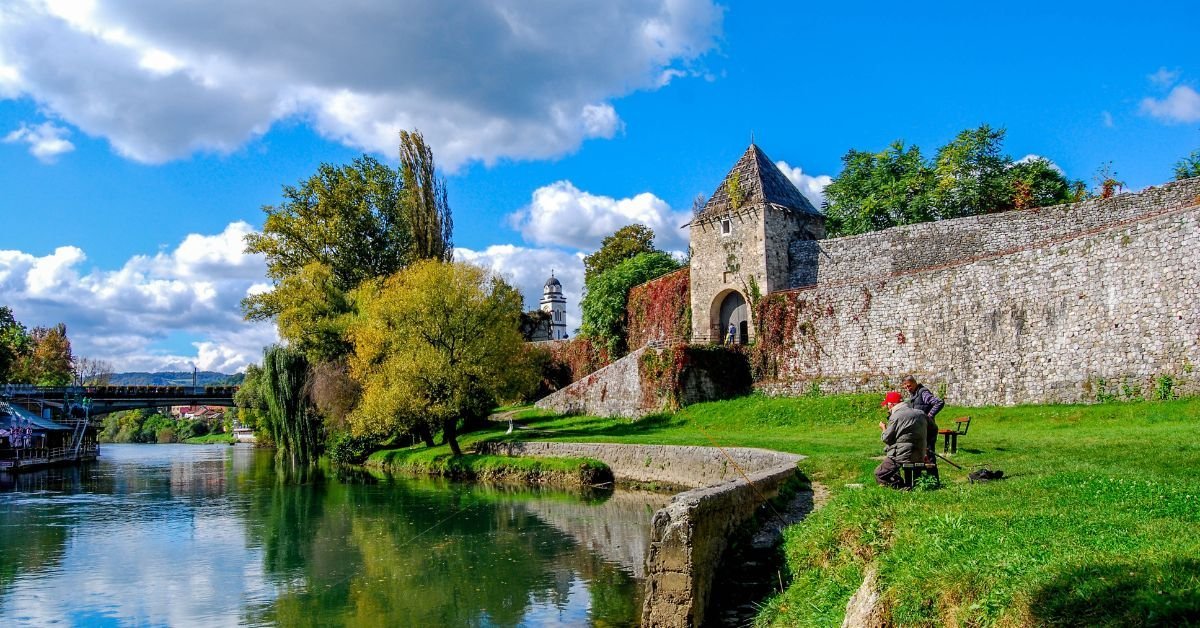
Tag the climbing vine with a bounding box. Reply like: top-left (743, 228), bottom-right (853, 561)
top-left (626, 267), bottom-right (691, 349)
top-left (545, 337), bottom-right (611, 385)
top-left (750, 292), bottom-right (835, 381)
top-left (639, 345), bottom-right (753, 412)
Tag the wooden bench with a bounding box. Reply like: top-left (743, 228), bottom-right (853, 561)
top-left (937, 416), bottom-right (971, 454)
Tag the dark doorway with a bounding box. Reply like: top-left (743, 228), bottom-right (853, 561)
top-left (718, 291), bottom-right (750, 344)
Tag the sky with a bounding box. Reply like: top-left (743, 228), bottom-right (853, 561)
top-left (0, 0), bottom-right (1197, 373)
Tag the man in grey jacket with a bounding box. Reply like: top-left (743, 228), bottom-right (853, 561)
top-left (874, 391), bottom-right (928, 488)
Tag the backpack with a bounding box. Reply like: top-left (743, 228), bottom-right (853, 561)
top-left (968, 468), bottom-right (1004, 483)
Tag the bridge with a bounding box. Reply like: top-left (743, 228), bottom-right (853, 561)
top-left (2, 385), bottom-right (238, 418)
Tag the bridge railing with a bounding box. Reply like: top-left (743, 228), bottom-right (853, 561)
top-left (3, 384), bottom-right (239, 399)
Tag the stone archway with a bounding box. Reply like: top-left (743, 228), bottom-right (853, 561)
top-left (712, 289), bottom-right (750, 344)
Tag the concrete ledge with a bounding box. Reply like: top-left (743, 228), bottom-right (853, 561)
top-left (476, 441), bottom-right (804, 627)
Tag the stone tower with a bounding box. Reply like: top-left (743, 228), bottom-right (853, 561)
top-left (539, 273), bottom-right (568, 340)
top-left (687, 143), bottom-right (825, 343)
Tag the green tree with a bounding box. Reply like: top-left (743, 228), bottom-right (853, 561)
top-left (932, 124), bottom-right (1011, 217)
top-left (822, 141), bottom-right (935, 236)
top-left (269, 263), bottom-right (355, 362)
top-left (1174, 149), bottom-right (1200, 180)
top-left (234, 363), bottom-right (270, 440)
top-left (399, 130), bottom-right (454, 262)
top-left (0, 306), bottom-right (30, 384)
top-left (583, 224), bottom-right (658, 283)
top-left (347, 260), bottom-right (534, 455)
top-left (1006, 157), bottom-right (1085, 210)
top-left (580, 252), bottom-right (681, 356)
top-left (262, 345), bottom-right (322, 466)
top-left (243, 156), bottom-right (410, 361)
top-left (15, 323), bottom-right (73, 386)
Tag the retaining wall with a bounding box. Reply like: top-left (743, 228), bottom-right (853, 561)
top-left (535, 346), bottom-right (651, 417)
top-left (477, 441), bottom-right (803, 627)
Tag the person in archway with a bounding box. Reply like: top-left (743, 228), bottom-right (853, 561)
top-left (724, 322), bottom-right (736, 345)
top-left (874, 391), bottom-right (927, 488)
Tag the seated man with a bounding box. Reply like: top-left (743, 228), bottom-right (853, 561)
top-left (874, 391), bottom-right (928, 489)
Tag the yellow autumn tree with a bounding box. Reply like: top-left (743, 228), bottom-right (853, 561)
top-left (347, 260), bottom-right (536, 455)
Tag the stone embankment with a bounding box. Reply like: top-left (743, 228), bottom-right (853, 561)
top-left (477, 440), bottom-right (803, 627)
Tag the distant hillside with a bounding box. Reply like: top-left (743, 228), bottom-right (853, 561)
top-left (107, 371), bottom-right (245, 386)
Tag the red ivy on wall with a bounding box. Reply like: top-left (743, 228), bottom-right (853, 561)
top-left (750, 291), bottom-right (836, 381)
top-left (545, 337), bottom-right (611, 385)
top-left (626, 267), bottom-right (691, 350)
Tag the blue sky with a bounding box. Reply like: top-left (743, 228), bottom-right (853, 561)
top-left (0, 0), bottom-right (1196, 372)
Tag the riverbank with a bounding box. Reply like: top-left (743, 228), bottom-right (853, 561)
top-left (367, 446), bottom-right (613, 487)
top-left (458, 393), bottom-right (1200, 626)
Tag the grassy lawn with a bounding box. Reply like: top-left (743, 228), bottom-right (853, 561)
top-left (485, 394), bottom-right (1200, 626)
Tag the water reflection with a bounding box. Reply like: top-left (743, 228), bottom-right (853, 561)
top-left (0, 444), bottom-right (663, 626)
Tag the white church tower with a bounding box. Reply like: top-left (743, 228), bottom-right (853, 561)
top-left (539, 272), bottom-right (568, 340)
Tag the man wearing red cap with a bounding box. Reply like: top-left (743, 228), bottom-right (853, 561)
top-left (874, 390), bottom-right (928, 488)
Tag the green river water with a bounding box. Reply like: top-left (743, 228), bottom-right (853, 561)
top-left (0, 444), bottom-right (668, 626)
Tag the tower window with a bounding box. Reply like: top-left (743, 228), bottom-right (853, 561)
top-left (720, 219), bottom-right (732, 235)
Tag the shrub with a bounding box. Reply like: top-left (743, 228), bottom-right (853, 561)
top-left (328, 431), bottom-right (377, 465)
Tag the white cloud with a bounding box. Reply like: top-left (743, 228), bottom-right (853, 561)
top-left (3, 120), bottom-right (75, 162)
top-left (0, 0), bottom-right (723, 168)
top-left (509, 180), bottom-right (691, 252)
top-left (1148, 67), bottom-right (1180, 88)
top-left (1140, 85), bottom-right (1200, 123)
top-left (775, 160), bottom-right (833, 208)
top-left (1015, 154), bottom-right (1065, 175)
top-left (0, 222), bottom-right (276, 373)
top-left (456, 244), bottom-right (586, 334)
top-left (1101, 110), bottom-right (1114, 128)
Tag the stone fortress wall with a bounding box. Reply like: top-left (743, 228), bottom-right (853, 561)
top-left (767, 178), bottom-right (1200, 404)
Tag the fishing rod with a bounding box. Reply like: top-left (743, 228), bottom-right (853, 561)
top-left (694, 424), bottom-right (791, 527)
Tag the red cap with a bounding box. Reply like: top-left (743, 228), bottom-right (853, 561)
top-left (881, 391), bottom-right (902, 407)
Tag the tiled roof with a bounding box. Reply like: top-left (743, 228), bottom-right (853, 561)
top-left (691, 144), bottom-right (821, 224)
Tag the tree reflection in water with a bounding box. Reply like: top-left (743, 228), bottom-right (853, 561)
top-left (241, 458), bottom-right (654, 626)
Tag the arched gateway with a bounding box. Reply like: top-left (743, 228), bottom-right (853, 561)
top-left (714, 290), bottom-right (750, 344)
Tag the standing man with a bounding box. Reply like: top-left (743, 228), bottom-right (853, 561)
top-left (725, 322), bottom-right (737, 345)
top-left (874, 391), bottom-right (927, 488)
top-left (903, 376), bottom-right (944, 458)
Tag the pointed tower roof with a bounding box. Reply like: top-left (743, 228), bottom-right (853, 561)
top-left (691, 143), bottom-right (821, 224)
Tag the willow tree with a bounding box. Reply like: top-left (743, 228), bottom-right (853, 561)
top-left (262, 345), bottom-right (322, 466)
top-left (399, 130), bottom-right (453, 262)
top-left (348, 261), bottom-right (535, 455)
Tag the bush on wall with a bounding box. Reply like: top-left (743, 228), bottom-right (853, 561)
top-left (626, 267), bottom-right (691, 350)
top-left (639, 344), bottom-right (752, 412)
top-left (544, 337), bottom-right (611, 388)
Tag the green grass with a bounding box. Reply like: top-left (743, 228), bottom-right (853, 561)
top-left (483, 394), bottom-right (1200, 626)
top-left (182, 433), bottom-right (235, 445)
top-left (367, 435), bottom-right (611, 487)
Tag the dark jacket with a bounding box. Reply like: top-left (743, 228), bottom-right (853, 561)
top-left (882, 402), bottom-right (927, 463)
top-left (908, 384), bottom-right (944, 419)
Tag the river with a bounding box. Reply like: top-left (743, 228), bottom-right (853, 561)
top-left (0, 444), bottom-right (669, 626)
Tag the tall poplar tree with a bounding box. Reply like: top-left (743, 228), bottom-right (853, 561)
top-left (398, 130), bottom-right (454, 262)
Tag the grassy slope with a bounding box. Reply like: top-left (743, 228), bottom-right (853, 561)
top-left (491, 394), bottom-right (1200, 626)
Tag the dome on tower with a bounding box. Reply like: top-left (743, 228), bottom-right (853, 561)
top-left (544, 275), bottom-right (561, 288)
